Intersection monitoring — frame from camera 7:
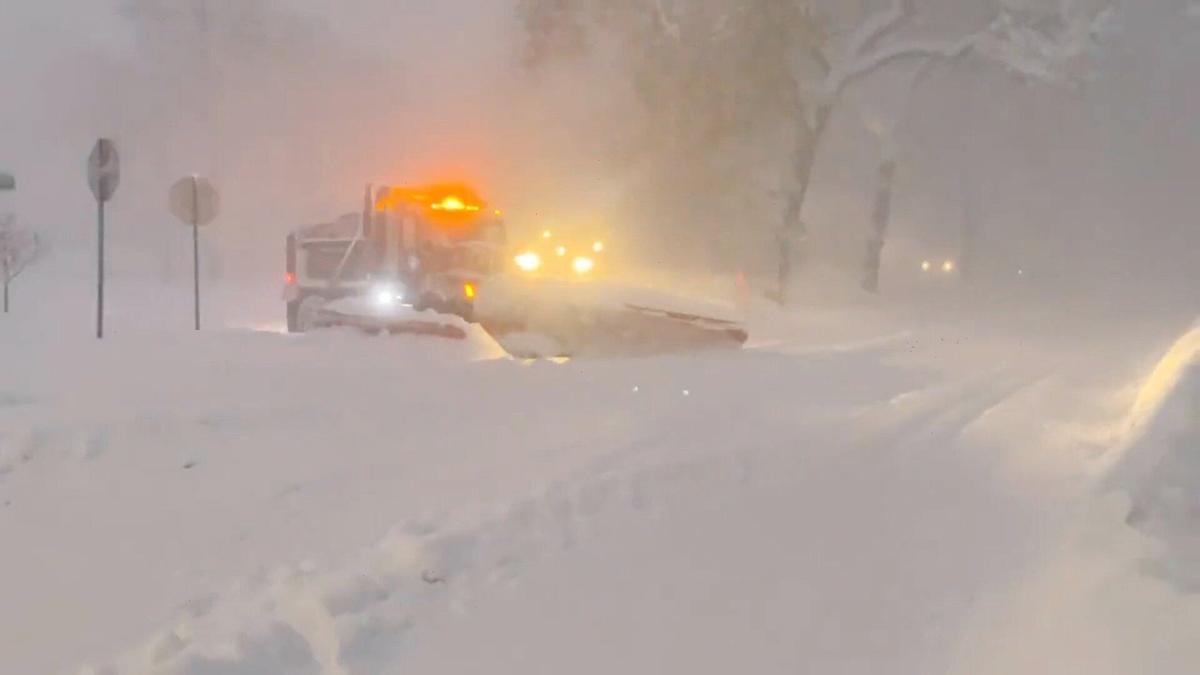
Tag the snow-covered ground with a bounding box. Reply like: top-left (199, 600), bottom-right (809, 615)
top-left (1, 265), bottom-right (1197, 674)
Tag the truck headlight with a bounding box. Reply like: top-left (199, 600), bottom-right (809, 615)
top-left (515, 251), bottom-right (541, 272)
top-left (373, 283), bottom-right (404, 307)
top-left (572, 256), bottom-right (595, 274)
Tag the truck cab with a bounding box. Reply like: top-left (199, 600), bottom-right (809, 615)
top-left (285, 184), bottom-right (506, 333)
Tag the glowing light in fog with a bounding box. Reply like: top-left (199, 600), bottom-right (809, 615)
top-left (515, 251), bottom-right (542, 272)
top-left (573, 256), bottom-right (595, 274)
top-left (942, 260), bottom-right (956, 273)
top-left (372, 283), bottom-right (403, 307)
top-left (921, 261), bottom-right (932, 272)
top-left (593, 241), bottom-right (605, 253)
top-left (431, 196), bottom-right (481, 212)
top-left (556, 246), bottom-right (567, 257)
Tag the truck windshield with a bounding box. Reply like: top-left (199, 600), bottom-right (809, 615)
top-left (303, 241), bottom-right (369, 281)
top-left (444, 244), bottom-right (501, 275)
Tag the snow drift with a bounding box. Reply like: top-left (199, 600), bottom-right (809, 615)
top-left (1110, 320), bottom-right (1200, 589)
top-left (945, 318), bottom-right (1200, 675)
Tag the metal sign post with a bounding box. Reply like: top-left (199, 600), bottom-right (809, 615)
top-left (97, 201), bottom-right (104, 336)
top-left (1, 172), bottom-right (15, 314)
top-left (192, 178), bottom-right (200, 330)
top-left (87, 139), bottom-right (120, 339)
top-left (168, 175), bottom-right (219, 330)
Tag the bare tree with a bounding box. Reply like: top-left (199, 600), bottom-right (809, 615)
top-left (852, 0), bottom-right (1117, 293)
top-left (0, 216), bottom-right (41, 314)
top-left (769, 0), bottom-right (1117, 296)
top-left (519, 0), bottom-right (1117, 298)
top-left (861, 158), bottom-right (898, 293)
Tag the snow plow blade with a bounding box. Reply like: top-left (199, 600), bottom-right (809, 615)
top-left (476, 279), bottom-right (749, 358)
top-left (311, 298), bottom-right (469, 339)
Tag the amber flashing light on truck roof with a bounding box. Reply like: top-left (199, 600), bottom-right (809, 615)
top-left (374, 184), bottom-right (487, 215)
top-left (430, 196), bottom-right (481, 212)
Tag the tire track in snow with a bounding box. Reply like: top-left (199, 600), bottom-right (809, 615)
top-left (68, 327), bottom-right (1051, 675)
top-left (86, 447), bottom-right (770, 675)
top-left (749, 330), bottom-right (914, 359)
top-left (851, 370), bottom-right (1051, 452)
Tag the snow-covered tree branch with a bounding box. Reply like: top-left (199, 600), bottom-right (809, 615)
top-left (975, 0), bottom-right (1118, 87)
top-left (838, 0), bottom-right (1117, 292)
top-left (517, 0), bottom-right (1118, 294)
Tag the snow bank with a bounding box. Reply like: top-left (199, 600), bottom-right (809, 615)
top-left (951, 492), bottom-right (1200, 675)
top-left (948, 320), bottom-right (1200, 675)
top-left (1110, 320), bottom-right (1200, 588)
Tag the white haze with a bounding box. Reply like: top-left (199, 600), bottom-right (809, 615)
top-left (1, 4), bottom-right (1199, 674)
top-left (0, 0), bottom-right (1196, 309)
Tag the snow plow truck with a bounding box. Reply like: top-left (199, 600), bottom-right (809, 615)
top-left (284, 184), bottom-right (748, 357)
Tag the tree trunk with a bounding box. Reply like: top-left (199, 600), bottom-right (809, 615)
top-left (959, 169), bottom-right (978, 285)
top-left (959, 73), bottom-right (982, 286)
top-left (776, 104), bottom-right (832, 304)
top-left (862, 159), bottom-right (897, 294)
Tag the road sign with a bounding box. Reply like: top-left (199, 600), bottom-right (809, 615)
top-left (168, 175), bottom-right (219, 227)
top-left (168, 175), bottom-right (220, 330)
top-left (87, 139), bottom-right (120, 203)
top-left (87, 139), bottom-right (119, 339)
top-left (0, 173), bottom-right (13, 191)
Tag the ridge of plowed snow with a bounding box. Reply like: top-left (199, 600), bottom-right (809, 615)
top-left (1110, 320), bottom-right (1200, 588)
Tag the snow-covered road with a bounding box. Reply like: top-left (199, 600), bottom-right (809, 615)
top-left (1, 277), bottom-right (1196, 674)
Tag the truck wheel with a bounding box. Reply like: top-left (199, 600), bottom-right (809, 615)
top-left (289, 295), bottom-right (327, 333)
top-left (286, 300), bottom-right (301, 333)
top-left (296, 295), bottom-right (328, 332)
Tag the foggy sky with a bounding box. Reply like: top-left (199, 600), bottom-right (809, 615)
top-left (0, 0), bottom-right (1196, 302)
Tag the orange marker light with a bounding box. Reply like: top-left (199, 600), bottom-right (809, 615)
top-left (285, 272), bottom-right (296, 285)
top-left (463, 282), bottom-right (477, 299)
top-left (431, 196), bottom-right (481, 212)
top-left (377, 184), bottom-right (487, 215)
